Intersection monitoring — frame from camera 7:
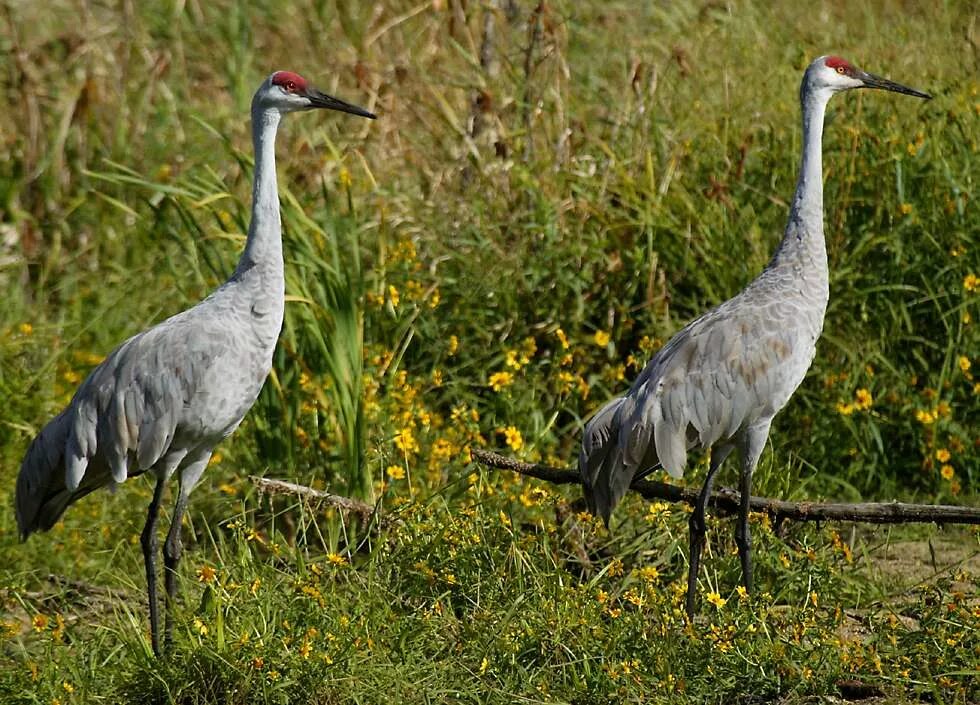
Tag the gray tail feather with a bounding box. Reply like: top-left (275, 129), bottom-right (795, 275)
top-left (15, 410), bottom-right (75, 539)
top-left (579, 396), bottom-right (629, 525)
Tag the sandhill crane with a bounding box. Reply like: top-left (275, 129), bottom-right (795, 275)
top-left (15, 71), bottom-right (375, 655)
top-left (579, 55), bottom-right (930, 616)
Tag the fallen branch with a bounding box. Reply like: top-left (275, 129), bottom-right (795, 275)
top-left (248, 476), bottom-right (388, 526)
top-left (471, 449), bottom-right (980, 526)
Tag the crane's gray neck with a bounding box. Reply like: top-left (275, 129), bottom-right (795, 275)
top-left (236, 107), bottom-right (283, 275)
top-left (769, 82), bottom-right (831, 273)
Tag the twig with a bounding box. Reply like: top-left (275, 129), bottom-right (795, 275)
top-left (471, 449), bottom-right (980, 526)
top-left (248, 476), bottom-right (386, 525)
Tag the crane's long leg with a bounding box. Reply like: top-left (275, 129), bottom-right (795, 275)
top-left (735, 422), bottom-right (770, 595)
top-left (685, 443), bottom-right (734, 618)
top-left (163, 492), bottom-right (188, 651)
top-left (140, 475), bottom-right (167, 657)
top-left (163, 454), bottom-right (210, 651)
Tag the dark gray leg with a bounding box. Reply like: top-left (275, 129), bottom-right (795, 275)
top-left (735, 422), bottom-right (770, 596)
top-left (161, 454), bottom-right (210, 653)
top-left (686, 444), bottom-right (734, 618)
top-left (141, 476), bottom-right (167, 657)
top-left (735, 465), bottom-right (754, 594)
top-left (163, 493), bottom-right (188, 652)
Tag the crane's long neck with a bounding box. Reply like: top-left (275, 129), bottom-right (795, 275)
top-left (768, 83), bottom-right (831, 280)
top-left (236, 107), bottom-right (283, 277)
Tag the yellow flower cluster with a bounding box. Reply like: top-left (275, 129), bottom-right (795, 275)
top-left (488, 371), bottom-right (514, 391)
top-left (836, 388), bottom-right (872, 416)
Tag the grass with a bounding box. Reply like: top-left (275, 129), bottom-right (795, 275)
top-left (0, 0), bottom-right (978, 702)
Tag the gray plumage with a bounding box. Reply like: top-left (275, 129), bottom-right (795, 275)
top-left (14, 70), bottom-right (375, 655)
top-left (16, 282), bottom-right (279, 536)
top-left (578, 55), bottom-right (930, 615)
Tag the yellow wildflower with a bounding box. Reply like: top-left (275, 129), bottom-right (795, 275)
top-left (915, 409), bottom-right (936, 425)
top-left (386, 465), bottom-right (405, 480)
top-left (488, 371), bottom-right (513, 391)
top-left (193, 618), bottom-right (208, 635)
top-left (935, 448), bottom-right (951, 463)
top-left (388, 285), bottom-right (400, 308)
top-left (964, 273), bottom-right (978, 292)
top-left (18, 322), bottom-right (33, 335)
top-left (941, 464), bottom-right (955, 480)
top-left (196, 566), bottom-right (217, 583)
top-left (62, 682), bottom-right (74, 694)
top-left (394, 427), bottom-right (419, 455)
top-left (501, 426), bottom-right (523, 451)
top-left (555, 328), bottom-right (570, 349)
top-left (899, 203), bottom-right (913, 215)
top-left (836, 402), bottom-right (855, 416)
top-left (593, 330), bottom-right (611, 347)
top-left (31, 614), bottom-right (48, 632)
top-left (854, 388), bottom-right (872, 410)
top-left (327, 552), bottom-right (347, 566)
top-left (448, 334), bottom-right (459, 356)
top-left (706, 592), bottom-right (727, 608)
top-left (638, 566), bottom-right (660, 582)
top-left (958, 356), bottom-right (971, 373)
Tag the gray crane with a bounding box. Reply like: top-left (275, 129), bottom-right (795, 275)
top-left (579, 56), bottom-right (929, 616)
top-left (15, 71), bottom-right (375, 656)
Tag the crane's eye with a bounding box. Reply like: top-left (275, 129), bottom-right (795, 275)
top-left (285, 81), bottom-right (296, 91)
top-left (836, 66), bottom-right (846, 75)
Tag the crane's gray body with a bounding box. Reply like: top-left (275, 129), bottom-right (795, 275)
top-left (12, 70), bottom-right (375, 656)
top-left (578, 55), bottom-right (929, 615)
top-left (13, 87), bottom-right (294, 541)
top-left (15, 257), bottom-right (283, 536)
top-left (580, 66), bottom-right (831, 521)
top-left (580, 204), bottom-right (829, 519)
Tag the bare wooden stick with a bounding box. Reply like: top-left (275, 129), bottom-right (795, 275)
top-left (248, 476), bottom-right (381, 524)
top-left (471, 449), bottom-right (980, 526)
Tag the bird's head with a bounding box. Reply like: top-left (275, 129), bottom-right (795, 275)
top-left (252, 70), bottom-right (376, 119)
top-left (805, 55), bottom-right (931, 100)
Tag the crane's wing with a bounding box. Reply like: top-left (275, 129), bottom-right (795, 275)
top-left (580, 300), bottom-right (801, 523)
top-left (15, 312), bottom-right (236, 538)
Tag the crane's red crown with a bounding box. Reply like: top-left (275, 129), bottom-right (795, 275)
top-left (823, 56), bottom-right (856, 76)
top-left (271, 71), bottom-right (308, 94)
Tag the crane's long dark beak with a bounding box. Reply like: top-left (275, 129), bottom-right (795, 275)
top-left (307, 88), bottom-right (377, 119)
top-left (858, 71), bottom-right (931, 100)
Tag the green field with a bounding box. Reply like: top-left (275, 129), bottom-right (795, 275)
top-left (1, 1), bottom-right (978, 703)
